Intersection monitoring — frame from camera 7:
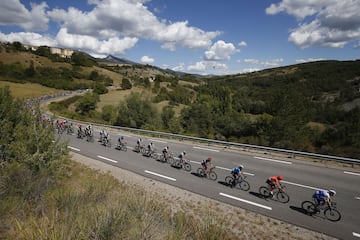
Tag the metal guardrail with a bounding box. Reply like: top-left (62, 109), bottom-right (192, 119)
top-left (59, 117), bottom-right (360, 166)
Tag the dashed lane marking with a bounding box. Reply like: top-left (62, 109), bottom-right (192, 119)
top-left (97, 155), bottom-right (118, 163)
top-left (344, 171), bottom-right (360, 176)
top-left (68, 146), bottom-right (80, 151)
top-left (282, 180), bottom-right (319, 190)
top-left (193, 146), bottom-right (219, 152)
top-left (220, 192), bottom-right (272, 210)
top-left (144, 170), bottom-right (176, 181)
top-left (353, 232), bottom-right (360, 238)
top-left (254, 156), bottom-right (292, 165)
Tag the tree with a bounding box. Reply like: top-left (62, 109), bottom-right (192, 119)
top-left (121, 78), bottom-right (132, 90)
top-left (75, 92), bottom-right (99, 114)
top-left (114, 93), bottom-right (158, 129)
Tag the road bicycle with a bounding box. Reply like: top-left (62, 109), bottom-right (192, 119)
top-left (301, 200), bottom-right (341, 222)
top-left (224, 175), bottom-right (250, 191)
top-left (134, 144), bottom-right (146, 154)
top-left (258, 184), bottom-right (289, 203)
top-left (171, 158), bottom-right (192, 172)
top-left (197, 166), bottom-right (217, 181)
top-left (158, 152), bottom-right (174, 163)
top-left (115, 142), bottom-right (127, 152)
top-left (102, 138), bottom-right (112, 147)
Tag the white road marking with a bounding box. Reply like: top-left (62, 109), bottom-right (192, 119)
top-left (344, 171), bottom-right (360, 176)
top-left (188, 162), bottom-right (255, 176)
top-left (282, 181), bottom-right (319, 190)
top-left (353, 232), bottom-right (360, 238)
top-left (355, 197), bottom-right (360, 200)
top-left (97, 155), bottom-right (118, 163)
top-left (149, 139), bottom-right (167, 144)
top-left (144, 170), bottom-right (176, 181)
top-left (68, 146), bottom-right (80, 151)
top-left (254, 156), bottom-right (292, 165)
top-left (193, 146), bottom-right (219, 152)
top-left (220, 193), bottom-right (272, 210)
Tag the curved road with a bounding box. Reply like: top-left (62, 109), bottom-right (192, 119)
top-left (58, 128), bottom-right (360, 240)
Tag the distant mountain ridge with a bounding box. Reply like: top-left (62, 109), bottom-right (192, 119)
top-left (96, 55), bottom-right (139, 65)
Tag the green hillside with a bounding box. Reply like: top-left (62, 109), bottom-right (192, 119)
top-left (1, 41), bottom-right (360, 159)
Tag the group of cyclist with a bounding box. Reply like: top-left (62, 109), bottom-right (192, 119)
top-left (82, 129), bottom-right (337, 211)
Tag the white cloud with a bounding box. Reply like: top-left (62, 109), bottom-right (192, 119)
top-left (238, 41), bottom-right (247, 47)
top-left (47, 0), bottom-right (220, 51)
top-left (266, 0), bottom-right (360, 48)
top-left (241, 68), bottom-right (260, 73)
top-left (56, 28), bottom-right (138, 55)
top-left (0, 0), bottom-right (49, 31)
top-left (187, 61), bottom-right (227, 72)
top-left (0, 31), bottom-right (56, 47)
top-left (295, 57), bottom-right (326, 63)
top-left (244, 58), bottom-right (283, 67)
top-left (141, 55), bottom-right (154, 64)
top-left (204, 40), bottom-right (238, 61)
top-left (172, 63), bottom-right (185, 71)
top-left (0, 0), bottom-right (220, 57)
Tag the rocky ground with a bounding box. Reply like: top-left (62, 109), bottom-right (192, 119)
top-left (70, 152), bottom-right (337, 240)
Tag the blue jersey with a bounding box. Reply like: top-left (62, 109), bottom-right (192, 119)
top-left (232, 167), bottom-right (241, 174)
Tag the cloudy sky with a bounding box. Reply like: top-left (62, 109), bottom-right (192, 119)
top-left (0, 0), bottom-right (359, 75)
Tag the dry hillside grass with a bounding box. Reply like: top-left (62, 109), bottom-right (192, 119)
top-left (0, 81), bottom-right (65, 98)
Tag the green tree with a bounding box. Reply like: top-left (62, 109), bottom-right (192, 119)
top-left (121, 78), bottom-right (132, 90)
top-left (114, 93), bottom-right (158, 129)
top-left (161, 106), bottom-right (174, 129)
top-left (75, 92), bottom-right (99, 115)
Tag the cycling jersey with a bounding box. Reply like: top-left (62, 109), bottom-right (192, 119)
top-left (232, 167), bottom-right (241, 175)
top-left (313, 190), bottom-right (330, 202)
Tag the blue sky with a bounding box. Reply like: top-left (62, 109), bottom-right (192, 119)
top-left (0, 0), bottom-right (359, 75)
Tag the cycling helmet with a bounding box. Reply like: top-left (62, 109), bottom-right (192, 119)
top-left (328, 190), bottom-right (336, 196)
top-left (277, 175), bottom-right (283, 180)
top-left (239, 165), bottom-right (244, 170)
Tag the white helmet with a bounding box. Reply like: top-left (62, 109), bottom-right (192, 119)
top-left (239, 165), bottom-right (244, 170)
top-left (328, 190), bottom-right (336, 196)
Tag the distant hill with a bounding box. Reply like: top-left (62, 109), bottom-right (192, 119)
top-left (96, 55), bottom-right (139, 65)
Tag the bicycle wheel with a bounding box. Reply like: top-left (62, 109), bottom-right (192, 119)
top-left (239, 180), bottom-right (250, 191)
top-left (276, 191), bottom-right (290, 203)
top-left (197, 168), bottom-right (205, 177)
top-left (209, 171), bottom-right (217, 181)
top-left (324, 208), bottom-right (341, 222)
top-left (168, 157), bottom-right (176, 165)
top-left (122, 145), bottom-right (127, 152)
top-left (183, 163), bottom-right (191, 172)
top-left (225, 176), bottom-right (234, 185)
top-left (259, 186), bottom-right (271, 198)
top-left (301, 201), bottom-right (316, 215)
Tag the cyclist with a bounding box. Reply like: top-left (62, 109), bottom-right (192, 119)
top-left (201, 157), bottom-right (213, 174)
top-left (77, 124), bottom-right (83, 138)
top-left (230, 165), bottom-right (245, 187)
top-left (118, 135), bottom-right (126, 146)
top-left (178, 151), bottom-right (188, 162)
top-left (146, 142), bottom-right (154, 156)
top-left (102, 130), bottom-right (109, 146)
top-left (136, 138), bottom-right (143, 146)
top-left (266, 175), bottom-right (284, 196)
top-left (162, 146), bottom-right (170, 160)
top-left (312, 189), bottom-right (336, 210)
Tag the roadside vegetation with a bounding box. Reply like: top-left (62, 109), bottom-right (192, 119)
top-left (0, 86), bottom-right (234, 239)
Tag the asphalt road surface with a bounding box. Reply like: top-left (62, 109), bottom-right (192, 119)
top-left (57, 127), bottom-right (360, 240)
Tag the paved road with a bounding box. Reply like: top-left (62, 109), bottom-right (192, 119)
top-left (58, 128), bottom-right (360, 240)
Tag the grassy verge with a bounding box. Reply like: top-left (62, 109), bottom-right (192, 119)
top-left (0, 160), bottom-right (233, 239)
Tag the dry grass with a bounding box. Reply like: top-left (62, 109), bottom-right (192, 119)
top-left (0, 81), bottom-right (64, 98)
